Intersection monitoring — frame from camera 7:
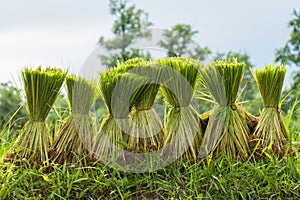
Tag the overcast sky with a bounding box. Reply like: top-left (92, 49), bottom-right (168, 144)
top-left (0, 0), bottom-right (299, 86)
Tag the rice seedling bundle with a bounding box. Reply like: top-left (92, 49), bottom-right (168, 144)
top-left (51, 75), bottom-right (98, 164)
top-left (155, 57), bottom-right (203, 161)
top-left (8, 67), bottom-right (66, 163)
top-left (93, 60), bottom-right (138, 162)
top-left (199, 60), bottom-right (250, 160)
top-left (252, 64), bottom-right (289, 156)
top-left (125, 64), bottom-right (165, 153)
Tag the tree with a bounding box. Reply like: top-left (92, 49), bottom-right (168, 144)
top-left (275, 10), bottom-right (300, 66)
top-left (0, 82), bottom-right (27, 130)
top-left (214, 51), bottom-right (261, 115)
top-left (158, 23), bottom-right (211, 60)
top-left (275, 10), bottom-right (300, 127)
top-left (99, 0), bottom-right (153, 68)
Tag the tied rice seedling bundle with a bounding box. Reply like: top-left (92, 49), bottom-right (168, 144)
top-left (7, 67), bottom-right (66, 164)
top-left (93, 60), bottom-right (138, 162)
top-left (252, 64), bottom-right (289, 157)
top-left (125, 63), bottom-right (165, 153)
top-left (199, 60), bottom-right (250, 161)
top-left (51, 75), bottom-right (98, 164)
top-left (155, 57), bottom-right (203, 161)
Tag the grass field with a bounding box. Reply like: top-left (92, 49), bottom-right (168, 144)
top-left (0, 125), bottom-right (299, 199)
top-left (0, 154), bottom-right (299, 199)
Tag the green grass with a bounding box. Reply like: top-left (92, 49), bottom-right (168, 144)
top-left (0, 155), bottom-right (299, 199)
top-left (1, 106), bottom-right (299, 199)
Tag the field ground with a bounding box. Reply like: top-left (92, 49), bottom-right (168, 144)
top-left (0, 152), bottom-right (299, 199)
top-left (0, 119), bottom-right (299, 199)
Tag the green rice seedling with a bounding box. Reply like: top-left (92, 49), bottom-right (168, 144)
top-left (6, 67), bottom-right (66, 164)
top-left (199, 59), bottom-right (250, 160)
top-left (252, 64), bottom-right (289, 157)
top-left (93, 58), bottom-right (165, 165)
top-left (51, 75), bottom-right (98, 164)
top-left (155, 57), bottom-right (203, 161)
top-left (93, 62), bottom-right (135, 162)
top-left (125, 64), bottom-right (165, 153)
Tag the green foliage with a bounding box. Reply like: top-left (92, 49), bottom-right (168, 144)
top-left (275, 9), bottom-right (300, 131)
top-left (275, 9), bottom-right (300, 66)
top-left (0, 126), bottom-right (15, 159)
top-left (99, 0), bottom-right (153, 68)
top-left (0, 82), bottom-right (27, 130)
top-left (159, 24), bottom-right (211, 60)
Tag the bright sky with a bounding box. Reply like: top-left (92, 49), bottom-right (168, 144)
top-left (0, 0), bottom-right (299, 87)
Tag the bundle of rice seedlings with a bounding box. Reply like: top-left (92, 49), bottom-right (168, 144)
top-left (7, 67), bottom-right (66, 164)
top-left (51, 75), bottom-right (98, 164)
top-left (93, 58), bottom-right (166, 165)
top-left (251, 64), bottom-right (289, 157)
top-left (93, 61), bottom-right (137, 162)
top-left (199, 59), bottom-right (250, 160)
top-left (155, 57), bottom-right (203, 161)
top-left (125, 65), bottom-right (165, 153)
